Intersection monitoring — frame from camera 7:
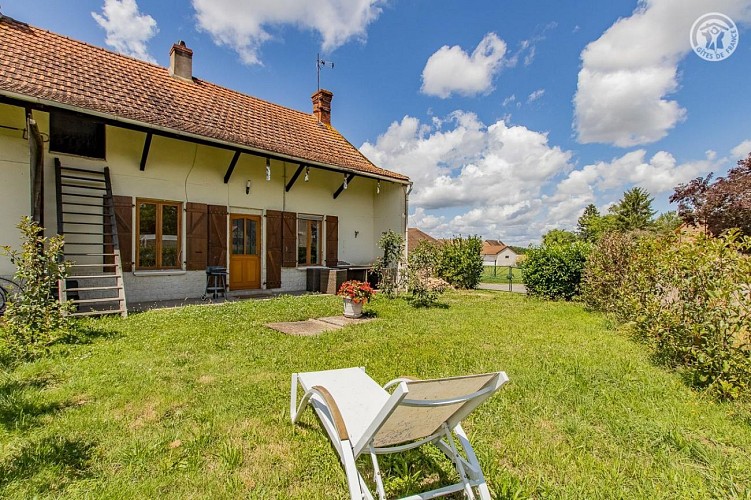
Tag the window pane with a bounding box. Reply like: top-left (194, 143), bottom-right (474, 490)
top-left (162, 205), bottom-right (178, 236)
top-left (246, 219), bottom-right (257, 255)
top-left (297, 220), bottom-right (308, 264)
top-left (161, 205), bottom-right (179, 267)
top-left (310, 221), bottom-right (319, 265)
top-left (162, 236), bottom-right (178, 267)
top-left (232, 219), bottom-right (244, 255)
top-left (138, 203), bottom-right (157, 268)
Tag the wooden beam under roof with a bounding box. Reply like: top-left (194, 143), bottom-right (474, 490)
top-left (223, 150), bottom-right (242, 184)
top-left (285, 164), bottom-right (305, 192)
top-left (139, 132), bottom-right (152, 171)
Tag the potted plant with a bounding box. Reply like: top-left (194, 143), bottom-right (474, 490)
top-left (337, 280), bottom-right (375, 318)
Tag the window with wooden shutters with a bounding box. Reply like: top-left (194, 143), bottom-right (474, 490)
top-left (325, 215), bottom-right (339, 267)
top-left (186, 202), bottom-right (208, 270)
top-left (297, 216), bottom-right (322, 266)
top-left (266, 210), bottom-right (282, 288)
top-left (136, 199), bottom-right (182, 270)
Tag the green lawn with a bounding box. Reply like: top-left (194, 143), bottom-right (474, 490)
top-left (1, 291), bottom-right (750, 498)
top-left (481, 266), bottom-right (524, 284)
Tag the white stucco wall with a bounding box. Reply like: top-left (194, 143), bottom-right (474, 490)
top-left (483, 248), bottom-right (519, 267)
top-left (0, 104), bottom-right (32, 279)
top-left (0, 106), bottom-right (407, 302)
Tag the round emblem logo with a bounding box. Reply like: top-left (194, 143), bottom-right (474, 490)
top-left (690, 12), bottom-right (739, 61)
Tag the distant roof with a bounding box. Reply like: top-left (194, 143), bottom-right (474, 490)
top-left (0, 16), bottom-right (409, 183)
top-left (482, 240), bottom-right (510, 256)
top-left (407, 228), bottom-right (437, 252)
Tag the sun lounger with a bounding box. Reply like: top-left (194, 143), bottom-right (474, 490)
top-left (290, 367), bottom-right (509, 499)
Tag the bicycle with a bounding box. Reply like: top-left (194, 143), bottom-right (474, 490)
top-left (0, 277), bottom-right (22, 316)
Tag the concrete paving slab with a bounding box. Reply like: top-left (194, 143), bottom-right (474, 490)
top-left (266, 319), bottom-right (339, 336)
top-left (317, 315), bottom-right (376, 327)
top-left (266, 315), bottom-right (375, 335)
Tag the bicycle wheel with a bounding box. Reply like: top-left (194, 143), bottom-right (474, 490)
top-left (0, 278), bottom-right (22, 316)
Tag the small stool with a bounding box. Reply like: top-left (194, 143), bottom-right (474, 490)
top-left (205, 266), bottom-right (228, 299)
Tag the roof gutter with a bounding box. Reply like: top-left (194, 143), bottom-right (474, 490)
top-left (0, 90), bottom-right (410, 185)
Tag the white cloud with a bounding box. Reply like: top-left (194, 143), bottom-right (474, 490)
top-left (574, 0), bottom-right (751, 147)
top-left (92, 0), bottom-right (158, 63)
top-left (420, 33), bottom-right (507, 98)
top-left (527, 88), bottom-right (545, 102)
top-left (361, 112), bottom-right (573, 242)
top-left (362, 111), bottom-right (728, 244)
top-left (192, 0), bottom-right (384, 65)
top-left (731, 139), bottom-right (751, 159)
top-left (502, 94), bottom-right (518, 107)
top-left (554, 149), bottom-right (723, 200)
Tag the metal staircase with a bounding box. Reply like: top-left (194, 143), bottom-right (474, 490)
top-left (54, 158), bottom-right (127, 317)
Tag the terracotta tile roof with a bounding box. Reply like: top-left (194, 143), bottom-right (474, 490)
top-left (0, 16), bottom-right (408, 182)
top-left (407, 227), bottom-right (438, 252)
top-left (482, 240), bottom-right (508, 255)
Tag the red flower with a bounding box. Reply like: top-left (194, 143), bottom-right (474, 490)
top-left (337, 280), bottom-right (375, 304)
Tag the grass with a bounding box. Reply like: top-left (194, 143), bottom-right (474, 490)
top-left (481, 266), bottom-right (524, 284)
top-left (1, 291), bottom-right (750, 498)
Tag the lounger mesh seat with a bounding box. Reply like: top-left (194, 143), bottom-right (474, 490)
top-left (291, 367), bottom-right (509, 499)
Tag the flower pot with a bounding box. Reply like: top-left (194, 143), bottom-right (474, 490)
top-left (343, 298), bottom-right (363, 318)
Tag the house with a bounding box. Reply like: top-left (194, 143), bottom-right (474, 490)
top-left (407, 228), bottom-right (438, 253)
top-left (0, 15), bottom-right (410, 314)
top-left (482, 240), bottom-right (518, 267)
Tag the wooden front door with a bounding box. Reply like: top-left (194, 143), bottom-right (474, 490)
top-left (230, 214), bottom-right (261, 290)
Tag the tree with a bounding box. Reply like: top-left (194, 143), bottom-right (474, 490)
top-left (670, 153), bottom-right (751, 237)
top-left (654, 211), bottom-right (682, 235)
top-left (609, 187), bottom-right (656, 231)
top-left (577, 204), bottom-right (602, 242)
top-left (435, 236), bottom-right (484, 289)
top-left (373, 230), bottom-right (405, 297)
top-left (542, 229), bottom-right (578, 246)
top-left (1, 217), bottom-right (73, 359)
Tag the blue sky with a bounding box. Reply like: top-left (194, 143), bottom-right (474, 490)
top-left (4, 0), bottom-right (750, 244)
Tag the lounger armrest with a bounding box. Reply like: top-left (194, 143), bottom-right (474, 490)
top-left (383, 376), bottom-right (418, 391)
top-left (311, 385), bottom-right (350, 441)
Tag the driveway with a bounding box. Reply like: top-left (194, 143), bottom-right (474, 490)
top-left (477, 283), bottom-right (527, 294)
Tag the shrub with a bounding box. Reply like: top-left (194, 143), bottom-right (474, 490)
top-left (521, 242), bottom-right (590, 300)
top-left (407, 241), bottom-right (450, 306)
top-left (583, 230), bottom-right (751, 400)
top-left (0, 217), bottom-right (73, 359)
top-left (581, 232), bottom-right (639, 315)
top-left (435, 236), bottom-right (483, 289)
top-left (373, 230), bottom-right (405, 298)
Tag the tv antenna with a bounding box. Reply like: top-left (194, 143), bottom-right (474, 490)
top-left (317, 53), bottom-right (334, 90)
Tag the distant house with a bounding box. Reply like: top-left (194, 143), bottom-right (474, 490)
top-left (482, 240), bottom-right (518, 267)
top-left (407, 228), bottom-right (438, 253)
top-left (0, 16), bottom-right (410, 314)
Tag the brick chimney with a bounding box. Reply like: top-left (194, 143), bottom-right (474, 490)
top-left (169, 41), bottom-right (193, 81)
top-left (312, 89), bottom-right (333, 125)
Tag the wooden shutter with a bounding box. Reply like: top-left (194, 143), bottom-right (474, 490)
top-left (207, 205), bottom-right (228, 267)
top-left (266, 210), bottom-right (282, 288)
top-left (326, 215), bottom-right (339, 267)
top-left (282, 211), bottom-right (297, 268)
top-left (113, 195), bottom-right (133, 272)
top-left (186, 202), bottom-right (208, 270)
